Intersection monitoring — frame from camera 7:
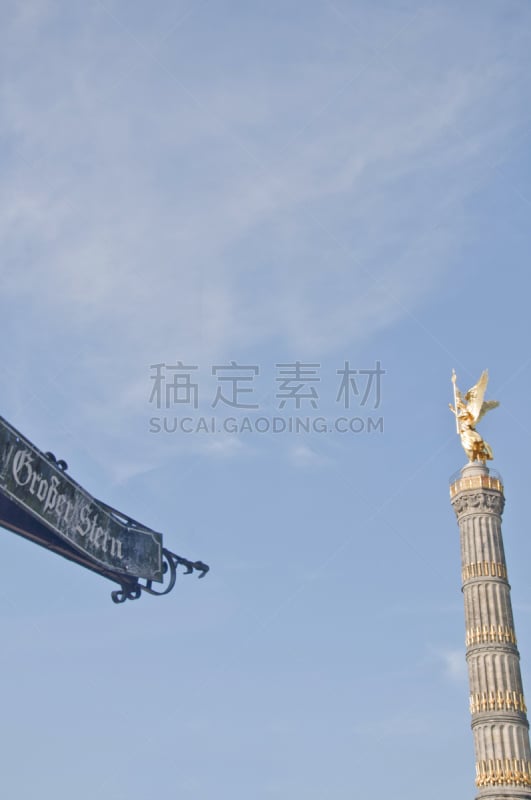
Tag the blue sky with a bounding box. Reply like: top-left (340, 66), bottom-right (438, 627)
top-left (1, 1), bottom-right (531, 798)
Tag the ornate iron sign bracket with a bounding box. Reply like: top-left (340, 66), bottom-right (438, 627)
top-left (111, 549), bottom-right (209, 604)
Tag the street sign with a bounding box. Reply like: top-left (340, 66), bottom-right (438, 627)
top-left (0, 415), bottom-right (163, 581)
top-left (0, 415), bottom-right (209, 601)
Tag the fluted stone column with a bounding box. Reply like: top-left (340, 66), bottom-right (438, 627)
top-left (451, 462), bottom-right (531, 800)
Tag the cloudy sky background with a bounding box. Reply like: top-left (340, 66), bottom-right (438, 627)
top-left (1, 1), bottom-right (531, 798)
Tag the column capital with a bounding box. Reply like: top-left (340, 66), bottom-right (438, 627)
top-left (452, 490), bottom-right (505, 518)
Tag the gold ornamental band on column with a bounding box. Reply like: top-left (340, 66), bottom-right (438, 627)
top-left (466, 625), bottom-right (517, 646)
top-left (462, 561), bottom-right (507, 581)
top-left (450, 474), bottom-right (503, 498)
top-left (470, 691), bottom-right (527, 714)
top-left (476, 759), bottom-right (531, 788)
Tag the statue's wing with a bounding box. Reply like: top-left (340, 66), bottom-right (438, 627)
top-left (477, 400), bottom-right (500, 424)
top-left (465, 370), bottom-right (489, 423)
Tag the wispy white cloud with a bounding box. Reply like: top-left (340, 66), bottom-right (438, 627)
top-left (200, 435), bottom-right (248, 460)
top-left (1, 2), bottom-right (530, 473)
top-left (288, 444), bottom-right (331, 468)
top-left (437, 646), bottom-right (468, 683)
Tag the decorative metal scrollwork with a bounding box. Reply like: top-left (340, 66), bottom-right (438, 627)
top-left (110, 584), bottom-right (142, 604)
top-left (44, 451), bottom-right (68, 471)
top-left (111, 548), bottom-right (209, 604)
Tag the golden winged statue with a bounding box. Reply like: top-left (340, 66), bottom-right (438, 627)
top-left (449, 370), bottom-right (499, 462)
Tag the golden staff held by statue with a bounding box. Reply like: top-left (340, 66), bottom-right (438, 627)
top-left (449, 370), bottom-right (499, 463)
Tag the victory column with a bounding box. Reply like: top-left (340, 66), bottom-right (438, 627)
top-left (450, 370), bottom-right (531, 798)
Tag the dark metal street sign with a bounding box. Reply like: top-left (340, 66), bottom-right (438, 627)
top-left (0, 416), bottom-right (162, 581)
top-left (0, 415), bottom-right (208, 602)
